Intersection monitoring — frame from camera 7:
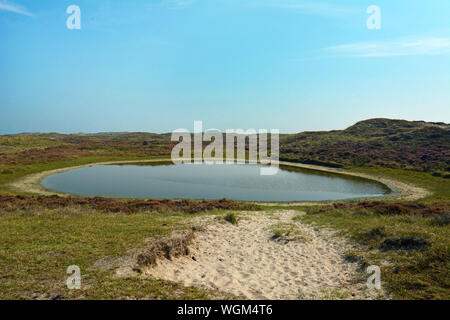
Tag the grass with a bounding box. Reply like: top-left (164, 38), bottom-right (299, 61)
top-left (430, 213), bottom-right (450, 227)
top-left (294, 207), bottom-right (450, 299)
top-left (269, 222), bottom-right (310, 243)
top-left (0, 121), bottom-right (448, 300)
top-left (0, 136), bottom-right (67, 154)
top-left (0, 207), bottom-right (233, 299)
top-left (223, 212), bottom-right (239, 225)
top-left (316, 288), bottom-right (351, 300)
top-left (354, 167), bottom-right (450, 202)
top-left (0, 156), bottom-right (448, 300)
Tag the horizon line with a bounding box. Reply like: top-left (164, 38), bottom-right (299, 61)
top-left (1, 118), bottom-right (448, 136)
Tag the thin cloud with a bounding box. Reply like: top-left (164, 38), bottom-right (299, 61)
top-left (250, 1), bottom-right (359, 17)
top-left (164, 0), bottom-right (196, 9)
top-left (326, 37), bottom-right (450, 58)
top-left (0, 1), bottom-right (32, 16)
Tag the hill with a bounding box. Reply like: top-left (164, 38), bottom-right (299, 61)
top-left (0, 118), bottom-right (449, 176)
top-left (280, 118), bottom-right (450, 175)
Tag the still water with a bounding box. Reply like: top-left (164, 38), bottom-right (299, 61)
top-left (41, 163), bottom-right (390, 202)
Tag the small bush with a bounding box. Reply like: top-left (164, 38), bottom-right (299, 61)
top-left (380, 236), bottom-right (431, 251)
top-left (430, 213), bottom-right (450, 226)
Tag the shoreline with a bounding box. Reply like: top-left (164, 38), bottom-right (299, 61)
top-left (5, 159), bottom-right (430, 202)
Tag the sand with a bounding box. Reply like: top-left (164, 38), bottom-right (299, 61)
top-left (136, 210), bottom-right (383, 300)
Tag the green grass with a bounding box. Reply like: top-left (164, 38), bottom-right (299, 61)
top-left (0, 208), bottom-right (232, 299)
top-left (223, 212), bottom-right (239, 225)
top-left (0, 126), bottom-right (448, 300)
top-left (0, 136), bottom-right (67, 154)
top-left (354, 167), bottom-right (450, 202)
top-left (294, 207), bottom-right (450, 300)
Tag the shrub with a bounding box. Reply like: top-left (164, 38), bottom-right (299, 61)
top-left (430, 213), bottom-right (450, 227)
top-left (380, 236), bottom-right (431, 251)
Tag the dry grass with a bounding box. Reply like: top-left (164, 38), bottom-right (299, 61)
top-left (134, 229), bottom-right (197, 272)
top-left (269, 222), bottom-right (311, 243)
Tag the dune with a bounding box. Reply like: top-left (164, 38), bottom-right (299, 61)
top-left (142, 210), bottom-right (385, 300)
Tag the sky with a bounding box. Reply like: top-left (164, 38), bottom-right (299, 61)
top-left (1, 0), bottom-right (450, 134)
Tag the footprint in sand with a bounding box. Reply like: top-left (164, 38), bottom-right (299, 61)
top-left (145, 211), bottom-right (383, 300)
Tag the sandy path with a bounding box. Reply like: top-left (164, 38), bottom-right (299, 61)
top-left (144, 211), bottom-right (381, 300)
top-left (6, 158), bottom-right (429, 201)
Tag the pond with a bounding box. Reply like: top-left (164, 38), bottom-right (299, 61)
top-left (40, 162), bottom-right (391, 202)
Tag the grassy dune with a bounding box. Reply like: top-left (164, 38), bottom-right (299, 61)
top-left (0, 136), bottom-right (67, 154)
top-left (0, 208), bottom-right (236, 299)
top-left (0, 118), bottom-right (448, 300)
top-left (293, 206), bottom-right (449, 300)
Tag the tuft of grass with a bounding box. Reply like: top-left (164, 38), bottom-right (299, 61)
top-left (344, 250), bottom-right (364, 264)
top-left (317, 288), bottom-right (351, 300)
top-left (223, 212), bottom-right (239, 225)
top-left (269, 223), bottom-right (310, 243)
top-left (358, 227), bottom-right (388, 242)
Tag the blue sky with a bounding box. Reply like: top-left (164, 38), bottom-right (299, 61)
top-left (1, 0), bottom-right (450, 134)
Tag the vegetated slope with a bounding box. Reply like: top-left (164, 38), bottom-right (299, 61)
top-left (0, 119), bottom-right (448, 176)
top-left (280, 118), bottom-right (450, 175)
top-left (0, 136), bottom-right (67, 154)
top-left (0, 132), bottom-right (174, 166)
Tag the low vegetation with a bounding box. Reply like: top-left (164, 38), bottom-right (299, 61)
top-left (269, 223), bottom-right (310, 243)
top-left (312, 201), bottom-right (449, 217)
top-left (0, 136), bottom-right (67, 154)
top-left (0, 195), bottom-right (259, 215)
top-left (1, 118), bottom-right (448, 176)
top-left (133, 229), bottom-right (197, 272)
top-left (294, 203), bottom-right (449, 300)
top-left (0, 118), bottom-right (448, 300)
top-left (280, 119), bottom-right (449, 174)
top-left (0, 207), bottom-right (234, 299)
top-left (223, 212), bottom-right (239, 225)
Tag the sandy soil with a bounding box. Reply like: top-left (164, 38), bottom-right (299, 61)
top-left (6, 159), bottom-right (430, 201)
top-left (132, 210), bottom-right (384, 300)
